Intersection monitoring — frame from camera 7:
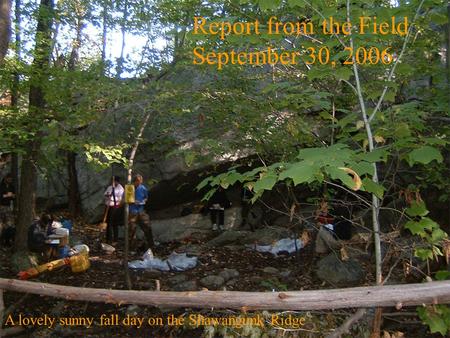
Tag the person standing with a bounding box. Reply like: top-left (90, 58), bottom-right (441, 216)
top-left (208, 187), bottom-right (231, 231)
top-left (129, 174), bottom-right (154, 250)
top-left (104, 176), bottom-right (124, 245)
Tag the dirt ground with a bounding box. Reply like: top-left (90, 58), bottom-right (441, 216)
top-left (0, 219), bottom-right (437, 337)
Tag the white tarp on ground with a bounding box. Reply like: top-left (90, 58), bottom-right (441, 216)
top-left (128, 250), bottom-right (198, 272)
top-left (248, 238), bottom-right (304, 256)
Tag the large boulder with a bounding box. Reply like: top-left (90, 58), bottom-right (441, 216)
top-left (200, 275), bottom-right (225, 290)
top-left (246, 226), bottom-right (292, 245)
top-left (206, 226), bottom-right (293, 247)
top-left (152, 207), bottom-right (242, 243)
top-left (316, 254), bottom-right (365, 286)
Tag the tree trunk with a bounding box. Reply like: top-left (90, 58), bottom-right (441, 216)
top-left (67, 151), bottom-right (81, 218)
top-left (123, 109), bottom-right (152, 290)
top-left (15, 149), bottom-right (38, 252)
top-left (1, 278), bottom-right (450, 310)
top-left (116, 0), bottom-right (128, 78)
top-left (101, 0), bottom-right (108, 67)
top-left (15, 0), bottom-right (54, 253)
top-left (447, 2), bottom-right (450, 98)
top-left (10, 0), bottom-right (21, 221)
top-left (0, 0), bottom-right (11, 64)
top-left (65, 4), bottom-right (84, 218)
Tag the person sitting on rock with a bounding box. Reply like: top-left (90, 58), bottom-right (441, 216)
top-left (208, 187), bottom-right (231, 231)
top-left (28, 214), bottom-right (53, 256)
top-left (315, 203), bottom-right (352, 254)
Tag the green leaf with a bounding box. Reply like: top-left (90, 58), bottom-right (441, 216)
top-left (406, 217), bottom-right (440, 237)
top-left (357, 148), bottom-right (389, 163)
top-left (196, 176), bottom-right (213, 191)
top-left (350, 161), bottom-right (374, 176)
top-left (430, 12), bottom-right (448, 25)
top-left (395, 122), bottom-right (411, 138)
top-left (431, 228), bottom-right (448, 243)
top-left (287, 0), bottom-right (307, 8)
top-left (220, 171), bottom-right (244, 188)
top-left (279, 162), bottom-right (318, 185)
top-left (435, 271), bottom-right (450, 281)
top-left (427, 314), bottom-right (448, 335)
top-left (408, 146), bottom-right (443, 166)
top-left (417, 306), bottom-right (450, 336)
top-left (326, 166), bottom-right (356, 190)
top-left (415, 248), bottom-right (434, 261)
top-left (361, 178), bottom-right (385, 198)
top-left (334, 67), bottom-right (353, 81)
top-left (258, 0), bottom-right (281, 10)
top-left (405, 220), bottom-right (426, 236)
top-left (253, 172), bottom-right (277, 193)
top-left (406, 200), bottom-right (429, 217)
top-left (201, 188), bottom-right (217, 202)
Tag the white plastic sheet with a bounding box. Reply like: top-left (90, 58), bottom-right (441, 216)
top-left (128, 251), bottom-right (198, 272)
top-left (167, 252), bottom-right (198, 272)
top-left (250, 238), bottom-right (304, 256)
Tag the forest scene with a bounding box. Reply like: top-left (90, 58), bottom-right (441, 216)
top-left (0, 0), bottom-right (449, 337)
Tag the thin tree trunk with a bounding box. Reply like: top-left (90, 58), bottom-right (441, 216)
top-left (15, 0), bottom-right (54, 253)
top-left (101, 0), bottom-right (108, 67)
top-left (116, 0), bottom-right (128, 78)
top-left (447, 2), bottom-right (450, 100)
top-left (10, 0), bottom-right (20, 221)
top-left (67, 152), bottom-right (81, 217)
top-left (66, 4), bottom-right (84, 218)
top-left (0, 0), bottom-right (11, 64)
top-left (123, 109), bottom-right (152, 290)
top-left (346, 0), bottom-right (382, 286)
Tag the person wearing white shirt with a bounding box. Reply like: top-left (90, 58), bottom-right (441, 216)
top-left (103, 176), bottom-right (124, 244)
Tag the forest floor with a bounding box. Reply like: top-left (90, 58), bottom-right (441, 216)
top-left (0, 218), bottom-right (437, 337)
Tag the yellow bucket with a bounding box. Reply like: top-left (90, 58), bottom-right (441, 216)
top-left (69, 253), bottom-right (90, 273)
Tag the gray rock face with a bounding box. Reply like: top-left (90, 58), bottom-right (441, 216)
top-left (219, 268), bottom-right (240, 282)
top-left (206, 226), bottom-right (293, 247)
top-left (246, 226), bottom-right (292, 245)
top-left (316, 254), bottom-right (365, 286)
top-left (176, 244), bottom-right (203, 256)
top-left (206, 230), bottom-right (252, 247)
top-left (152, 207), bottom-right (242, 243)
top-left (200, 275), bottom-right (225, 290)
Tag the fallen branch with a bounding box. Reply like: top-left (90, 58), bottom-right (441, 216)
top-left (326, 308), bottom-right (366, 338)
top-left (0, 279), bottom-right (450, 311)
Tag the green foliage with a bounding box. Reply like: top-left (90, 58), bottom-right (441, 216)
top-left (403, 200), bottom-right (450, 335)
top-left (407, 146), bottom-right (444, 166)
top-left (84, 143), bottom-right (129, 170)
top-left (417, 305), bottom-right (450, 336)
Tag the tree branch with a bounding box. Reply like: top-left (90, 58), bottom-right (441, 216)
top-left (368, 0), bottom-right (426, 123)
top-left (326, 308), bottom-right (366, 338)
top-left (1, 279), bottom-right (450, 310)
